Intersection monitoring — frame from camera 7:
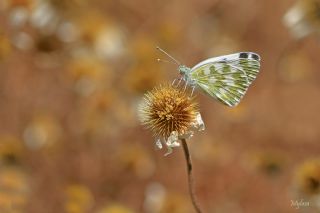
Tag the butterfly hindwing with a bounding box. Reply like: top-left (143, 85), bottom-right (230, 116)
top-left (189, 52), bottom-right (260, 107)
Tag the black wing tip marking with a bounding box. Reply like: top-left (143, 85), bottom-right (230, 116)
top-left (239, 52), bottom-right (261, 61)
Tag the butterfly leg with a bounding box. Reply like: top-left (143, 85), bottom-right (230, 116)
top-left (172, 78), bottom-right (177, 86)
top-left (190, 85), bottom-right (195, 97)
top-left (177, 78), bottom-right (183, 87)
top-left (183, 80), bottom-right (188, 91)
top-left (172, 77), bottom-right (183, 87)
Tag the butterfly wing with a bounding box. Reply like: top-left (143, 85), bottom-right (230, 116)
top-left (190, 52), bottom-right (261, 107)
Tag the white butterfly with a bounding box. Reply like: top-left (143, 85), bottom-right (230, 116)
top-left (157, 47), bottom-right (261, 107)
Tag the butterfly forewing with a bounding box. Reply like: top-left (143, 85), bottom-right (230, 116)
top-left (190, 52), bottom-right (260, 107)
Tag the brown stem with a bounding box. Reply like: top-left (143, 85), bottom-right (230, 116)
top-left (181, 138), bottom-right (202, 213)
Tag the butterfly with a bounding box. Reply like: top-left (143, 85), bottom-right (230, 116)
top-left (157, 47), bottom-right (261, 107)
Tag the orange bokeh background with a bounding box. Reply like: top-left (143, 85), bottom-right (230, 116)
top-left (0, 0), bottom-right (320, 212)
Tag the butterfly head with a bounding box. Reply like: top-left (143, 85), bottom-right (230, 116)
top-left (178, 65), bottom-right (191, 76)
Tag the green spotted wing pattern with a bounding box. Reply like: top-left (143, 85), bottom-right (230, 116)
top-left (189, 52), bottom-right (260, 107)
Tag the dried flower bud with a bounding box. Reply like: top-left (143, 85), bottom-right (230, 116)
top-left (138, 84), bottom-right (204, 155)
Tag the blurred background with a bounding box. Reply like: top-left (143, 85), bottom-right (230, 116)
top-left (1, 0), bottom-right (320, 212)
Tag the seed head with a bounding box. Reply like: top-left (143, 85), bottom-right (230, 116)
top-left (138, 84), bottom-right (199, 139)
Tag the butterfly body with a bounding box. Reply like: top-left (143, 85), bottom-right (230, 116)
top-left (178, 52), bottom-right (261, 107)
top-left (178, 65), bottom-right (195, 85)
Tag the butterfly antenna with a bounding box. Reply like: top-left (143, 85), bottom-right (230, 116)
top-left (156, 46), bottom-right (181, 65)
top-left (157, 58), bottom-right (177, 65)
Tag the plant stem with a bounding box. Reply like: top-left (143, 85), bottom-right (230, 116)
top-left (181, 138), bottom-right (202, 213)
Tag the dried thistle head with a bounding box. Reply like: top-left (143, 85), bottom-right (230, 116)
top-left (138, 84), bottom-right (199, 139)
